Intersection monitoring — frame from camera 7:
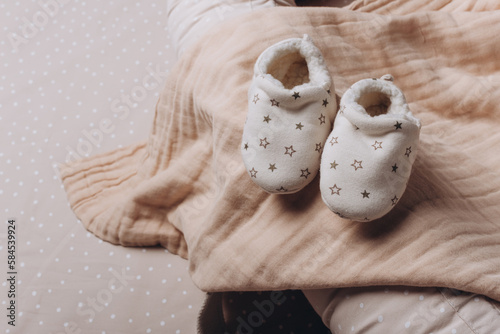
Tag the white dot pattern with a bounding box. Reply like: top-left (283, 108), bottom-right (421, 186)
top-left (0, 1), bottom-right (204, 333)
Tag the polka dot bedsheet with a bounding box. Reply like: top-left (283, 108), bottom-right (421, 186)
top-left (1, 1), bottom-right (205, 333)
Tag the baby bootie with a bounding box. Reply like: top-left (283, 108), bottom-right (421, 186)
top-left (320, 75), bottom-right (421, 221)
top-left (241, 35), bottom-right (336, 194)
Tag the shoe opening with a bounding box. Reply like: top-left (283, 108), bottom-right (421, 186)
top-left (267, 51), bottom-right (310, 90)
top-left (358, 91), bottom-right (391, 117)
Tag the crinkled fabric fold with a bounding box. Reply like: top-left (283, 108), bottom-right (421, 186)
top-left (61, 5), bottom-right (500, 300)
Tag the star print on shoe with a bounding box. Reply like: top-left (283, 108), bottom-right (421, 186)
top-left (372, 141), bottom-right (383, 150)
top-left (241, 35), bottom-right (336, 194)
top-left (249, 168), bottom-right (258, 178)
top-left (334, 211), bottom-right (346, 218)
top-left (351, 160), bottom-right (363, 171)
top-left (284, 145), bottom-right (296, 157)
top-left (405, 146), bottom-right (412, 157)
top-left (320, 74), bottom-right (421, 221)
top-left (300, 168), bottom-right (311, 179)
top-left (260, 138), bottom-right (270, 149)
top-left (329, 184), bottom-right (341, 195)
top-left (391, 195), bottom-right (399, 206)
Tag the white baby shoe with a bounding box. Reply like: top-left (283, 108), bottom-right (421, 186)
top-left (320, 75), bottom-right (421, 221)
top-left (241, 35), bottom-right (336, 194)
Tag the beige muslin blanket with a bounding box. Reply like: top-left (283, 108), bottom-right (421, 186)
top-left (61, 1), bottom-right (500, 300)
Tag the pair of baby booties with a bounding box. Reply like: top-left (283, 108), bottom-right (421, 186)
top-left (241, 35), bottom-right (421, 222)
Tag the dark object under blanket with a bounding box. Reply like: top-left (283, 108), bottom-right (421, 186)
top-left (198, 290), bottom-right (331, 334)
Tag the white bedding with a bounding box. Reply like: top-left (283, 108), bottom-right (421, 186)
top-left (1, 1), bottom-right (205, 333)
